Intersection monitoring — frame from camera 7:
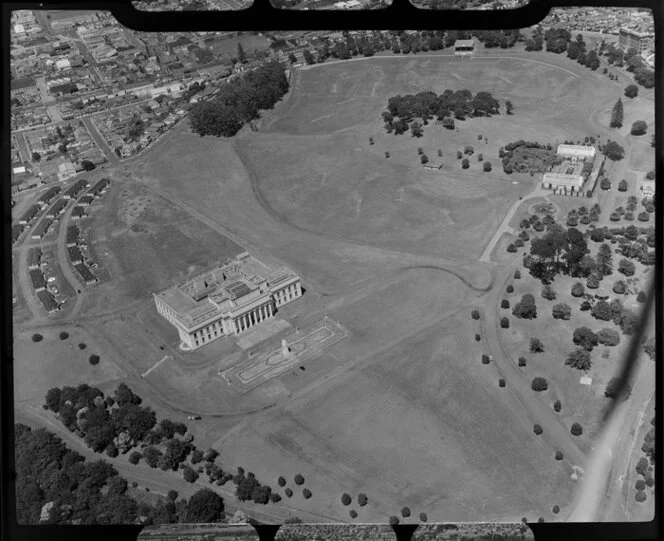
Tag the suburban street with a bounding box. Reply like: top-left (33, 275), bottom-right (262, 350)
top-left (82, 116), bottom-right (120, 165)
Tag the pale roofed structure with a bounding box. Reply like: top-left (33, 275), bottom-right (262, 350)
top-left (541, 172), bottom-right (585, 193)
top-left (154, 252), bottom-right (302, 351)
top-left (556, 144), bottom-right (596, 160)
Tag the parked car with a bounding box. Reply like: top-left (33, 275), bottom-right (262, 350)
top-left (47, 276), bottom-right (56, 283)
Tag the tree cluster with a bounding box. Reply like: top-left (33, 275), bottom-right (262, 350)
top-left (189, 61), bottom-right (289, 138)
top-left (500, 140), bottom-right (556, 175)
top-left (512, 293), bottom-right (537, 319)
top-left (382, 88), bottom-right (502, 136)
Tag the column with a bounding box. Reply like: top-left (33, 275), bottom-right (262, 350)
top-left (256, 309), bottom-right (262, 323)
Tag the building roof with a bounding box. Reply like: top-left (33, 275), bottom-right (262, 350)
top-left (454, 39), bottom-right (475, 47)
top-left (556, 144), bottom-right (596, 156)
top-left (156, 252), bottom-right (299, 332)
top-left (542, 172), bottom-right (585, 188)
top-left (37, 290), bottom-right (60, 312)
top-left (27, 247), bottom-right (42, 268)
top-left (11, 77), bottom-right (35, 91)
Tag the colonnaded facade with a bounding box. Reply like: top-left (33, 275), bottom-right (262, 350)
top-left (154, 252), bottom-right (302, 350)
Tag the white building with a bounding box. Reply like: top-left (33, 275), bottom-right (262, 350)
top-left (154, 252), bottom-right (303, 351)
top-left (454, 39), bottom-right (475, 56)
top-left (557, 144), bottom-right (596, 160)
top-left (542, 172), bottom-right (585, 194)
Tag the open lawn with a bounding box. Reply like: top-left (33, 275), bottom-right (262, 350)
top-left (78, 179), bottom-right (243, 316)
top-left (13, 325), bottom-right (126, 404)
top-left (214, 309), bottom-right (575, 522)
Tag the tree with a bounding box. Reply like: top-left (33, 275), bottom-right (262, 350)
top-left (613, 280), bottom-right (626, 295)
top-left (499, 379), bottom-right (506, 387)
top-left (285, 488), bottom-right (293, 497)
top-left (552, 303), bottom-right (571, 320)
top-left (596, 243), bottom-right (613, 276)
top-left (636, 457), bottom-right (649, 476)
top-left (302, 488), bottom-right (312, 499)
top-left (168, 490), bottom-right (178, 501)
top-left (591, 300), bottom-right (612, 321)
top-left (609, 98), bottom-right (623, 128)
top-left (401, 506), bottom-right (411, 517)
top-left (483, 161), bottom-right (492, 172)
top-left (294, 473), bottom-right (304, 485)
top-left (482, 354), bottom-right (490, 364)
top-left (288, 53), bottom-right (297, 64)
top-left (630, 120), bottom-right (647, 136)
top-left (603, 140), bottom-right (625, 161)
top-left (186, 489), bottom-right (224, 522)
top-left (635, 491), bottom-right (647, 503)
top-left (461, 158), bottom-right (469, 169)
top-left (555, 451), bottom-right (563, 460)
top-left (501, 299), bottom-right (510, 309)
top-left (420, 154), bottom-right (429, 165)
top-left (115, 383), bottom-right (142, 407)
top-left (514, 269), bottom-right (521, 279)
top-left (410, 121), bottom-right (423, 138)
top-left (81, 160), bottom-right (96, 171)
top-left (531, 377), bottom-right (548, 391)
top-left (183, 466), bottom-right (199, 483)
top-left (533, 424), bottom-right (543, 435)
top-left (500, 317), bottom-right (509, 328)
top-left (637, 290), bottom-right (647, 303)
top-left (566, 348), bottom-right (592, 370)
top-left (358, 493), bottom-right (368, 506)
top-left (143, 446), bottom-right (162, 468)
top-left (530, 337), bottom-right (544, 353)
top-left (191, 449), bottom-right (204, 464)
top-left (471, 309), bottom-right (480, 320)
top-left (570, 423), bottom-right (583, 436)
top-left (624, 84), bottom-right (639, 98)
top-left (601, 178), bottom-right (612, 190)
top-left (390, 516), bottom-right (400, 526)
top-left (554, 400), bottom-right (561, 412)
top-left (342, 493), bottom-right (352, 506)
top-left (505, 100), bottom-right (513, 115)
top-left (518, 357), bottom-right (526, 367)
top-left (512, 293), bottom-right (537, 319)
top-left (573, 327), bottom-right (599, 351)
top-left (128, 451), bottom-right (141, 465)
top-left (277, 476), bottom-right (286, 487)
top-left (420, 512), bottom-right (428, 522)
top-left (618, 258), bottom-right (635, 276)
top-left (604, 377), bottom-right (632, 400)
top-left (541, 285), bottom-right (556, 300)
top-left (597, 328), bottom-right (620, 346)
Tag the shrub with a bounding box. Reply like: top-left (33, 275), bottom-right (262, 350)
top-left (618, 258), bottom-right (636, 276)
top-left (506, 285), bottom-right (515, 294)
top-left (604, 377), bottom-right (632, 400)
top-left (533, 424), bottom-right (543, 435)
top-left (461, 158), bottom-right (470, 169)
top-left (541, 285), bottom-right (556, 301)
top-left (106, 444), bottom-right (119, 458)
top-left (645, 475), bottom-right (654, 487)
top-left (420, 154), bottom-right (429, 165)
top-left (571, 283), bottom-right (585, 297)
top-left (600, 178), bottom-right (611, 190)
top-left (570, 423), bottom-right (583, 436)
top-left (183, 466), bottom-right (199, 483)
top-left (191, 449), bottom-right (204, 464)
top-left (514, 238), bottom-right (524, 248)
top-left (624, 212), bottom-right (634, 221)
top-left (401, 506), bottom-right (411, 518)
top-left (531, 377), bottom-right (548, 392)
top-left (471, 309), bottom-right (480, 320)
top-left (294, 474), bottom-right (304, 485)
top-left (630, 120), bottom-right (648, 136)
top-left (635, 491), bottom-right (646, 503)
top-left (500, 317), bottom-right (509, 329)
top-left (483, 161), bottom-right (492, 172)
top-left (515, 357), bottom-right (526, 369)
top-left (475, 334), bottom-right (481, 342)
top-left (610, 212), bottom-right (620, 222)
top-left (555, 451), bottom-right (563, 460)
top-left (591, 300), bottom-right (613, 321)
top-left (530, 338), bottom-right (544, 353)
top-left (552, 505), bottom-right (560, 514)
top-left (637, 290), bottom-right (646, 303)
top-left (586, 276), bottom-right (599, 289)
top-left (554, 400), bottom-right (561, 412)
top-left (358, 493), bottom-right (368, 506)
top-left (552, 303), bottom-right (572, 320)
top-left (349, 509), bottom-right (358, 519)
top-left (419, 512), bottom-right (428, 522)
top-left (499, 379), bottom-right (505, 387)
top-left (514, 271), bottom-right (521, 280)
top-left (613, 281), bottom-right (627, 294)
top-left (513, 294), bottom-right (537, 319)
top-left (635, 479), bottom-right (645, 491)
top-left (278, 476), bottom-right (286, 487)
top-left (389, 516), bottom-right (400, 526)
top-left (269, 492), bottom-right (281, 503)
top-left (507, 244), bottom-right (517, 253)
top-left (303, 489), bottom-right (312, 499)
top-left (538, 517), bottom-right (545, 523)
top-left (580, 301), bottom-right (591, 311)
top-left (501, 299), bottom-right (510, 309)
top-left (597, 328), bottom-right (620, 346)
top-left (32, 334), bottom-right (43, 342)
top-left (385, 152), bottom-right (390, 158)
top-left (637, 212), bottom-right (650, 222)
top-left (89, 355), bottom-right (100, 366)
top-left (618, 179), bottom-right (628, 192)
top-left (285, 488), bottom-right (293, 498)
top-left (59, 331), bottom-right (69, 340)
top-left (417, 147), bottom-right (423, 155)
top-left (456, 150), bottom-right (462, 159)
top-left (132, 481), bottom-right (138, 488)
top-left (342, 493), bottom-right (352, 506)
top-left (573, 327), bottom-right (599, 351)
top-left (566, 348), bottom-right (592, 371)
top-left (129, 451), bottom-right (142, 465)
top-left (78, 343), bottom-right (87, 349)
top-left (624, 84), bottom-right (639, 98)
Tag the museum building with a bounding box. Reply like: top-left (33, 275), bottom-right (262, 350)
top-left (154, 252), bottom-right (302, 350)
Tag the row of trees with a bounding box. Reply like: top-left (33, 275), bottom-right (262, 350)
top-left (566, 34), bottom-right (600, 70)
top-left (382, 89), bottom-right (503, 135)
top-left (189, 61), bottom-right (289, 137)
top-left (600, 43), bottom-right (655, 88)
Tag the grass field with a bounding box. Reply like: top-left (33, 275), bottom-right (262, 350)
top-left (14, 326), bottom-right (126, 404)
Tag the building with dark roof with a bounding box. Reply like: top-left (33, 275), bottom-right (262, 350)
top-left (454, 38), bottom-right (475, 55)
top-left (30, 218), bottom-right (53, 239)
top-left (63, 178), bottom-right (89, 199)
top-left (27, 247), bottom-right (42, 270)
top-left (71, 206), bottom-right (87, 220)
top-left (66, 225), bottom-right (80, 247)
top-left (37, 290), bottom-right (60, 313)
top-left (45, 198), bottom-right (68, 218)
top-left (154, 252), bottom-right (302, 351)
top-left (30, 269), bottom-right (47, 291)
top-left (12, 224), bottom-right (24, 244)
top-left (10, 77), bottom-right (36, 95)
top-left (37, 186), bottom-right (62, 207)
top-left (78, 195), bottom-right (94, 206)
top-left (87, 178), bottom-right (111, 197)
top-left (19, 204), bottom-right (40, 225)
top-left (74, 263), bottom-right (97, 285)
top-left (67, 246), bottom-right (83, 265)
